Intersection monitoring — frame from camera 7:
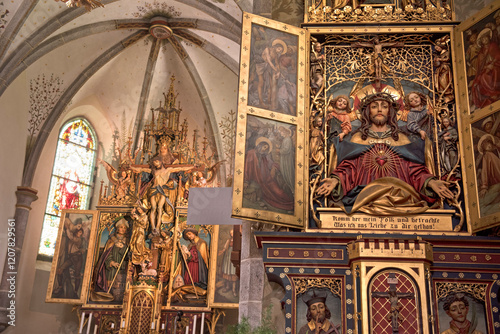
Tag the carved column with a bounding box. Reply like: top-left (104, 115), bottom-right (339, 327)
top-left (0, 187), bottom-right (38, 330)
top-left (238, 222), bottom-right (265, 327)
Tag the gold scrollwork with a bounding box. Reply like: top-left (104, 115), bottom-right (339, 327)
top-left (99, 212), bottom-right (126, 232)
top-left (292, 277), bottom-right (342, 298)
top-left (435, 282), bottom-right (487, 302)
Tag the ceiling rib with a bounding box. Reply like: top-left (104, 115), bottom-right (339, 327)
top-left (132, 38), bottom-right (161, 152)
top-left (22, 30), bottom-right (148, 187)
top-left (166, 36), bottom-right (226, 181)
top-left (0, 18), bottom-right (240, 96)
top-left (0, 0), bottom-right (38, 62)
top-left (0, 0), bottom-right (119, 76)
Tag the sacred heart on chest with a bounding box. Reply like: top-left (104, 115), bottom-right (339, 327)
top-left (363, 144), bottom-right (401, 174)
top-left (376, 151), bottom-right (387, 166)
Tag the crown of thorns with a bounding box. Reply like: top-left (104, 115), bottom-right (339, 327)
top-left (360, 92), bottom-right (398, 111)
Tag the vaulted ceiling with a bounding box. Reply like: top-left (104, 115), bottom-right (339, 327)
top-left (0, 0), bottom-right (245, 186)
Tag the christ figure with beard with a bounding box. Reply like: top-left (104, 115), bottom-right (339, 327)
top-left (317, 92), bottom-right (454, 215)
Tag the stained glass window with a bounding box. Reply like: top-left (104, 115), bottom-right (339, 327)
top-left (38, 119), bottom-right (97, 258)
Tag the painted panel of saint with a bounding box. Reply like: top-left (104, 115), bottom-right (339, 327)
top-left (296, 288), bottom-right (342, 334)
top-left (46, 210), bottom-right (97, 304)
top-left (471, 111), bottom-right (500, 217)
top-left (88, 215), bottom-right (131, 305)
top-left (463, 8), bottom-right (500, 113)
top-left (169, 223), bottom-right (211, 308)
top-left (247, 23), bottom-right (299, 116)
top-left (213, 225), bottom-right (239, 305)
top-left (243, 115), bottom-right (296, 214)
top-left (438, 293), bottom-right (487, 334)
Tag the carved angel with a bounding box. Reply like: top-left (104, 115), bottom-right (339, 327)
top-left (99, 159), bottom-right (132, 200)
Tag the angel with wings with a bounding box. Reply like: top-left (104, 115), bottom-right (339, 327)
top-left (99, 159), bottom-right (132, 200)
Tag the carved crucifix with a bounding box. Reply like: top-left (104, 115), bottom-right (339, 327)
top-left (351, 36), bottom-right (404, 89)
top-left (371, 273), bottom-right (415, 333)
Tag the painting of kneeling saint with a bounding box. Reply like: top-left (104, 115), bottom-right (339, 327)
top-left (438, 293), bottom-right (487, 334)
top-left (297, 288), bottom-right (341, 334)
top-left (243, 115), bottom-right (296, 214)
top-left (471, 111), bottom-right (500, 217)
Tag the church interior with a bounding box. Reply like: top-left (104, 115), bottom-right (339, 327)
top-left (1, 0), bottom-right (500, 333)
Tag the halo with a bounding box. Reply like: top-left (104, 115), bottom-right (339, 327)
top-left (272, 39), bottom-right (287, 54)
top-left (478, 134), bottom-right (495, 155)
top-left (477, 28), bottom-right (492, 46)
top-left (255, 137), bottom-right (273, 153)
top-left (279, 126), bottom-right (292, 136)
top-left (481, 116), bottom-right (493, 129)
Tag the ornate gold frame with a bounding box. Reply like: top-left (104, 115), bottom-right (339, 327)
top-left (232, 12), bottom-right (309, 229)
top-left (84, 209), bottom-right (131, 309)
top-left (306, 24), bottom-right (473, 235)
top-left (454, 2), bottom-right (500, 232)
top-left (207, 225), bottom-right (239, 309)
top-left (164, 208), bottom-right (212, 311)
top-left (46, 209), bottom-right (98, 304)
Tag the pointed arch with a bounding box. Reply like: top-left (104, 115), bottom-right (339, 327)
top-left (38, 118), bottom-right (98, 258)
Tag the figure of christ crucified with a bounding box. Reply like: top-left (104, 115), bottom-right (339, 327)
top-left (131, 156), bottom-right (195, 233)
top-left (352, 36), bottom-right (404, 89)
top-left (371, 274), bottom-right (414, 334)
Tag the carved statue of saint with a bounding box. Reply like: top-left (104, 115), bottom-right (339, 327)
top-left (130, 203), bottom-right (151, 265)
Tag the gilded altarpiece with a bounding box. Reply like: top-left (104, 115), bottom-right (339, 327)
top-left (47, 78), bottom-right (237, 333)
top-left (240, 2), bottom-right (500, 334)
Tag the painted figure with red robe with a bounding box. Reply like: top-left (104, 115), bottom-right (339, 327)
top-left (470, 28), bottom-right (500, 110)
top-left (181, 228), bottom-right (209, 290)
top-left (243, 137), bottom-right (294, 212)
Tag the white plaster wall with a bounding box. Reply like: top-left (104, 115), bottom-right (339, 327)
top-left (0, 74), bottom-right (29, 284)
top-left (3, 98), bottom-right (114, 334)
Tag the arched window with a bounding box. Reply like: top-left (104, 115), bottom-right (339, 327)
top-left (38, 118), bottom-right (97, 258)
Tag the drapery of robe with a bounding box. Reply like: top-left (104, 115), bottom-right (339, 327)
top-left (471, 41), bottom-right (500, 109)
top-left (183, 238), bottom-right (209, 290)
top-left (298, 319), bottom-right (338, 334)
top-left (480, 151), bottom-right (500, 188)
top-left (221, 239), bottom-right (237, 281)
top-left (440, 319), bottom-right (482, 334)
top-left (93, 234), bottom-right (128, 293)
top-left (130, 213), bottom-right (151, 265)
top-left (328, 131), bottom-right (440, 215)
top-left (244, 147), bottom-right (294, 211)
